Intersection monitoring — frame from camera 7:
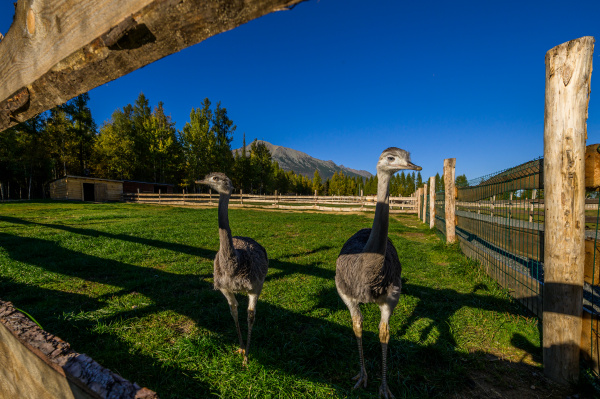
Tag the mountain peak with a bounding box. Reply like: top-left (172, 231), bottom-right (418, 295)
top-left (233, 140), bottom-right (372, 180)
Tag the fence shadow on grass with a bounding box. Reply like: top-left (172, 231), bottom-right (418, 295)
top-left (0, 228), bottom-right (352, 396)
top-left (0, 217), bottom-right (565, 398)
top-left (0, 277), bottom-right (214, 397)
top-left (0, 215), bottom-right (216, 260)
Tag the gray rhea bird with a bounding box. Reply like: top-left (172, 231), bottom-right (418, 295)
top-left (335, 147), bottom-right (421, 399)
top-left (196, 172), bottom-right (268, 366)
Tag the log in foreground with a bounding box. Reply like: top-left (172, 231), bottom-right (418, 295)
top-left (543, 36), bottom-right (594, 385)
top-left (0, 0), bottom-right (305, 133)
top-left (0, 300), bottom-right (158, 398)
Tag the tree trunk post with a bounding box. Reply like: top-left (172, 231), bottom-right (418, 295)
top-left (422, 183), bottom-right (428, 223)
top-left (417, 188), bottom-right (422, 219)
top-left (530, 189), bottom-right (537, 223)
top-left (444, 158), bottom-right (456, 243)
top-left (429, 176), bottom-right (436, 229)
top-left (543, 36), bottom-right (594, 385)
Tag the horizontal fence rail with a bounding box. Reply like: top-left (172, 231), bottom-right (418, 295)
top-left (122, 193), bottom-right (418, 213)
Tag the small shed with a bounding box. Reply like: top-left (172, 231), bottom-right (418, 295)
top-left (49, 176), bottom-right (123, 202)
top-left (123, 180), bottom-right (174, 194)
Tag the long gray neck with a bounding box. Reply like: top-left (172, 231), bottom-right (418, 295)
top-left (364, 171), bottom-right (391, 255)
top-left (218, 193), bottom-right (236, 258)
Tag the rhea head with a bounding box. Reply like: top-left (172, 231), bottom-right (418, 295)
top-left (376, 147), bottom-right (421, 174)
top-left (196, 172), bottom-right (234, 195)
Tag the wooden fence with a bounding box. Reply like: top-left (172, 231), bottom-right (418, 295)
top-left (122, 193), bottom-right (418, 214)
top-left (426, 36), bottom-right (596, 384)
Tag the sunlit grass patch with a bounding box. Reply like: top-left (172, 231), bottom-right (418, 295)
top-left (0, 201), bottom-right (551, 398)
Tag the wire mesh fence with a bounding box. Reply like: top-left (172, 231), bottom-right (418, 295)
top-left (433, 155), bottom-right (600, 378)
top-left (584, 191), bottom-right (600, 378)
top-left (437, 158), bottom-right (545, 316)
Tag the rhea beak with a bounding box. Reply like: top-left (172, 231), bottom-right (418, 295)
top-left (195, 179), bottom-right (208, 185)
top-left (407, 162), bottom-right (422, 171)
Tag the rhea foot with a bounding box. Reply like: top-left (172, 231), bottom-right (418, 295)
top-left (352, 369), bottom-right (367, 390)
top-left (378, 382), bottom-right (395, 399)
top-left (236, 347), bottom-right (246, 355)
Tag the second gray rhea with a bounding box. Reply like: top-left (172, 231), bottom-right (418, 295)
top-left (197, 172), bottom-right (268, 366)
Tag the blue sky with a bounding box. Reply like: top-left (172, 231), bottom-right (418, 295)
top-left (1, 0), bottom-right (599, 180)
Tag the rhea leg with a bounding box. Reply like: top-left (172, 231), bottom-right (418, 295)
top-left (339, 291), bottom-right (367, 389)
top-left (378, 300), bottom-right (397, 399)
top-left (243, 293), bottom-right (259, 366)
top-left (220, 289), bottom-right (244, 352)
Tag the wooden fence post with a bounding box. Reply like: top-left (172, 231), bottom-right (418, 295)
top-left (417, 188), bottom-right (422, 219)
top-left (429, 176), bottom-right (435, 229)
top-left (543, 36), bottom-right (594, 384)
top-left (529, 189), bottom-right (537, 223)
top-left (422, 183), bottom-right (428, 223)
top-left (240, 189), bottom-right (243, 205)
top-left (444, 158), bottom-right (456, 243)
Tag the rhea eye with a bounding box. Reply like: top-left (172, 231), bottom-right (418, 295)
top-left (387, 156), bottom-right (395, 161)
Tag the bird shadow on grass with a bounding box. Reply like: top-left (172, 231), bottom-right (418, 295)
top-left (0, 227), bottom-right (353, 397)
top-left (0, 215), bottom-right (216, 260)
top-left (266, 245), bottom-right (336, 282)
top-left (311, 278), bottom-right (552, 397)
top-left (0, 216), bottom-right (571, 398)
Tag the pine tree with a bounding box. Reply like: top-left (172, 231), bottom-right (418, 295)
top-left (416, 171), bottom-right (423, 188)
top-left (180, 99), bottom-right (213, 191)
top-left (312, 169), bottom-right (323, 195)
top-left (249, 140), bottom-right (272, 194)
top-left (435, 172), bottom-right (442, 192)
top-left (61, 93), bottom-right (96, 176)
top-left (211, 101), bottom-right (236, 175)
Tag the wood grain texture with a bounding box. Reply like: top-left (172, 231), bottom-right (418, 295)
top-left (422, 183), bottom-right (428, 223)
top-left (0, 300), bottom-right (158, 399)
top-left (429, 176), bottom-right (435, 229)
top-left (585, 143), bottom-right (600, 189)
top-left (416, 187), bottom-right (422, 219)
top-left (542, 36), bottom-right (594, 385)
top-left (444, 158), bottom-right (456, 243)
top-left (0, 0), bottom-right (305, 132)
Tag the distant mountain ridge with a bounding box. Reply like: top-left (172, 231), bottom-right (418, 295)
top-left (233, 140), bottom-right (373, 180)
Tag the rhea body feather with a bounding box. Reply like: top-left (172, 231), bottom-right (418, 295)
top-left (335, 228), bottom-right (401, 304)
top-left (213, 186), bottom-right (268, 295)
top-left (214, 236), bottom-right (268, 294)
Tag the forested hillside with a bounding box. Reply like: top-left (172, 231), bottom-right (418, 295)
top-left (0, 92), bottom-right (443, 199)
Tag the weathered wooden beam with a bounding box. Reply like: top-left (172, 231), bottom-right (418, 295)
top-left (0, 0), bottom-right (305, 132)
top-left (429, 176), bottom-right (435, 229)
top-left (585, 143), bottom-right (600, 189)
top-left (444, 158), bottom-right (456, 243)
top-left (422, 182), bottom-right (428, 223)
top-left (543, 36), bottom-right (594, 385)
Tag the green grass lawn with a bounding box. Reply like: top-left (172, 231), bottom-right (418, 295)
top-left (0, 201), bottom-right (569, 398)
